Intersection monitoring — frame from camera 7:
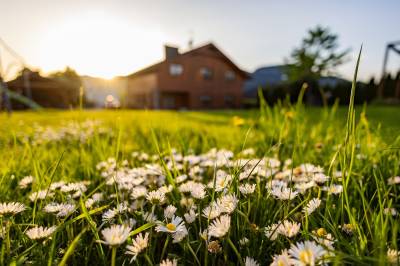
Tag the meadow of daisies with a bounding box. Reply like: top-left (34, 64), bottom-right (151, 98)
top-left (1, 71), bottom-right (400, 264)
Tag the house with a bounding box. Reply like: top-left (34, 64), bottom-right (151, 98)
top-left (6, 69), bottom-right (79, 109)
top-left (125, 43), bottom-right (248, 109)
top-left (244, 65), bottom-right (350, 105)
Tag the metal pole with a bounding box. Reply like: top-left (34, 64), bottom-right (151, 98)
top-left (378, 44), bottom-right (390, 99)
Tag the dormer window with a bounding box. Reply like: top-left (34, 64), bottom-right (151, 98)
top-left (224, 70), bottom-right (235, 81)
top-left (169, 64), bottom-right (183, 76)
top-left (200, 67), bottom-right (213, 80)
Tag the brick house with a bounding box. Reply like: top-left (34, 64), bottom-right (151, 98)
top-left (125, 43), bottom-right (248, 109)
top-left (6, 69), bottom-right (79, 109)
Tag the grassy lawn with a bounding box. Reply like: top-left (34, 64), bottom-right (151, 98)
top-left (0, 104), bottom-right (399, 265)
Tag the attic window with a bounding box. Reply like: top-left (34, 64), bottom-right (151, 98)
top-left (224, 71), bottom-right (235, 81)
top-left (200, 67), bottom-right (213, 80)
top-left (169, 64), bottom-right (183, 76)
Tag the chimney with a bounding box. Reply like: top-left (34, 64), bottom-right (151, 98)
top-left (164, 45), bottom-right (179, 60)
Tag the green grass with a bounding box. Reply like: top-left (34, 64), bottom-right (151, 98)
top-left (0, 98), bottom-right (399, 264)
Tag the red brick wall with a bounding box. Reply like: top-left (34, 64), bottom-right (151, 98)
top-left (157, 47), bottom-right (244, 109)
top-left (127, 45), bottom-right (245, 109)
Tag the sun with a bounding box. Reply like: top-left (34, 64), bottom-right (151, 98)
top-left (38, 11), bottom-right (166, 79)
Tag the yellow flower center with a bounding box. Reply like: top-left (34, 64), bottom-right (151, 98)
top-left (299, 249), bottom-right (313, 264)
top-left (166, 223), bottom-right (176, 231)
top-left (277, 260), bottom-right (285, 266)
top-left (317, 228), bottom-right (327, 236)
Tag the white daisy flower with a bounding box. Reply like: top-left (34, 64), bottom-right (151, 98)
top-left (26, 226), bottom-right (57, 240)
top-left (102, 202), bottom-right (128, 222)
top-left (239, 183), bottom-right (256, 196)
top-left (172, 226), bottom-right (188, 243)
top-left (387, 248), bottom-right (400, 264)
top-left (176, 174), bottom-right (188, 183)
top-left (384, 208), bottom-right (398, 216)
top-left (85, 193), bottom-right (103, 209)
top-left (278, 220), bottom-right (301, 238)
top-left (190, 184), bottom-right (206, 199)
top-left (207, 214), bottom-right (231, 238)
top-left (125, 232), bottom-right (149, 261)
top-left (270, 249), bottom-right (295, 266)
top-left (19, 175), bottom-right (34, 189)
top-left (244, 256), bottom-right (259, 266)
top-left (312, 228), bottom-right (335, 250)
top-left (388, 176), bottom-right (400, 185)
top-left (295, 181), bottom-right (317, 193)
top-left (146, 190), bottom-right (166, 205)
top-left (49, 181), bottom-right (66, 191)
top-left (143, 212), bottom-right (158, 223)
top-left (270, 186), bottom-right (298, 200)
top-left (265, 223), bottom-right (280, 240)
top-left (184, 209), bottom-right (197, 224)
top-left (29, 190), bottom-right (54, 202)
top-left (60, 182), bottom-right (88, 194)
top-left (180, 197), bottom-right (195, 209)
top-left (0, 202), bottom-right (26, 216)
top-left (102, 209), bottom-right (118, 222)
top-left (164, 205), bottom-right (177, 219)
top-left (43, 202), bottom-right (75, 217)
top-left (323, 184), bottom-right (343, 195)
top-left (100, 224), bottom-right (131, 246)
top-left (155, 216), bottom-right (186, 234)
top-left (289, 240), bottom-right (327, 266)
top-left (207, 172), bottom-right (232, 192)
top-left (239, 237), bottom-right (249, 246)
top-left (302, 198), bottom-right (321, 215)
top-left (312, 173), bottom-right (330, 184)
top-left (202, 203), bottom-right (222, 220)
top-left (216, 194), bottom-right (238, 214)
top-left (160, 258), bottom-right (178, 266)
top-left (131, 186), bottom-right (147, 199)
top-left (157, 185), bottom-right (173, 194)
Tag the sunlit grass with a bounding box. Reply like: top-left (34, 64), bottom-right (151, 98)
top-left (0, 55), bottom-right (399, 264)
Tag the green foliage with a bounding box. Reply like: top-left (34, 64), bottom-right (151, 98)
top-left (0, 82), bottom-right (399, 264)
top-left (288, 25), bottom-right (350, 82)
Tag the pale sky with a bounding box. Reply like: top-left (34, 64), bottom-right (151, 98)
top-left (0, 0), bottom-right (399, 81)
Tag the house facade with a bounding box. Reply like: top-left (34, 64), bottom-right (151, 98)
top-left (6, 69), bottom-right (79, 109)
top-left (125, 43), bottom-right (248, 109)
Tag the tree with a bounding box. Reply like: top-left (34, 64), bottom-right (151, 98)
top-left (49, 66), bottom-right (82, 89)
top-left (288, 25), bottom-right (350, 81)
top-left (49, 67), bottom-right (82, 107)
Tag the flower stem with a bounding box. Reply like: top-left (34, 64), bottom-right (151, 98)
top-left (227, 237), bottom-right (244, 266)
top-left (160, 236), bottom-right (169, 261)
top-left (111, 247), bottom-right (117, 266)
top-left (144, 253), bottom-right (153, 266)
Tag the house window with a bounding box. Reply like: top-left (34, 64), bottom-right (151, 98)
top-left (200, 67), bottom-right (213, 80)
top-left (225, 71), bottom-right (235, 81)
top-left (162, 96), bottom-right (176, 109)
top-left (169, 64), bottom-right (183, 76)
top-left (224, 95), bottom-right (235, 107)
top-left (200, 95), bottom-right (212, 107)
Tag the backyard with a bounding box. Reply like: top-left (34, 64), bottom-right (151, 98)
top-left (0, 102), bottom-right (399, 265)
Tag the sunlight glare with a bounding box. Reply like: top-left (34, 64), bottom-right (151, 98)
top-left (38, 11), bottom-right (165, 78)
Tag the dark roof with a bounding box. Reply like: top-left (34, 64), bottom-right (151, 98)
top-left (243, 65), bottom-right (351, 98)
top-left (126, 42), bottom-right (248, 79)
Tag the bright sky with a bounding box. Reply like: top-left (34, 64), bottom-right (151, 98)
top-left (0, 0), bottom-right (399, 81)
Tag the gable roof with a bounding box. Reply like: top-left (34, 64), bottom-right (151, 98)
top-left (126, 42), bottom-right (248, 78)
